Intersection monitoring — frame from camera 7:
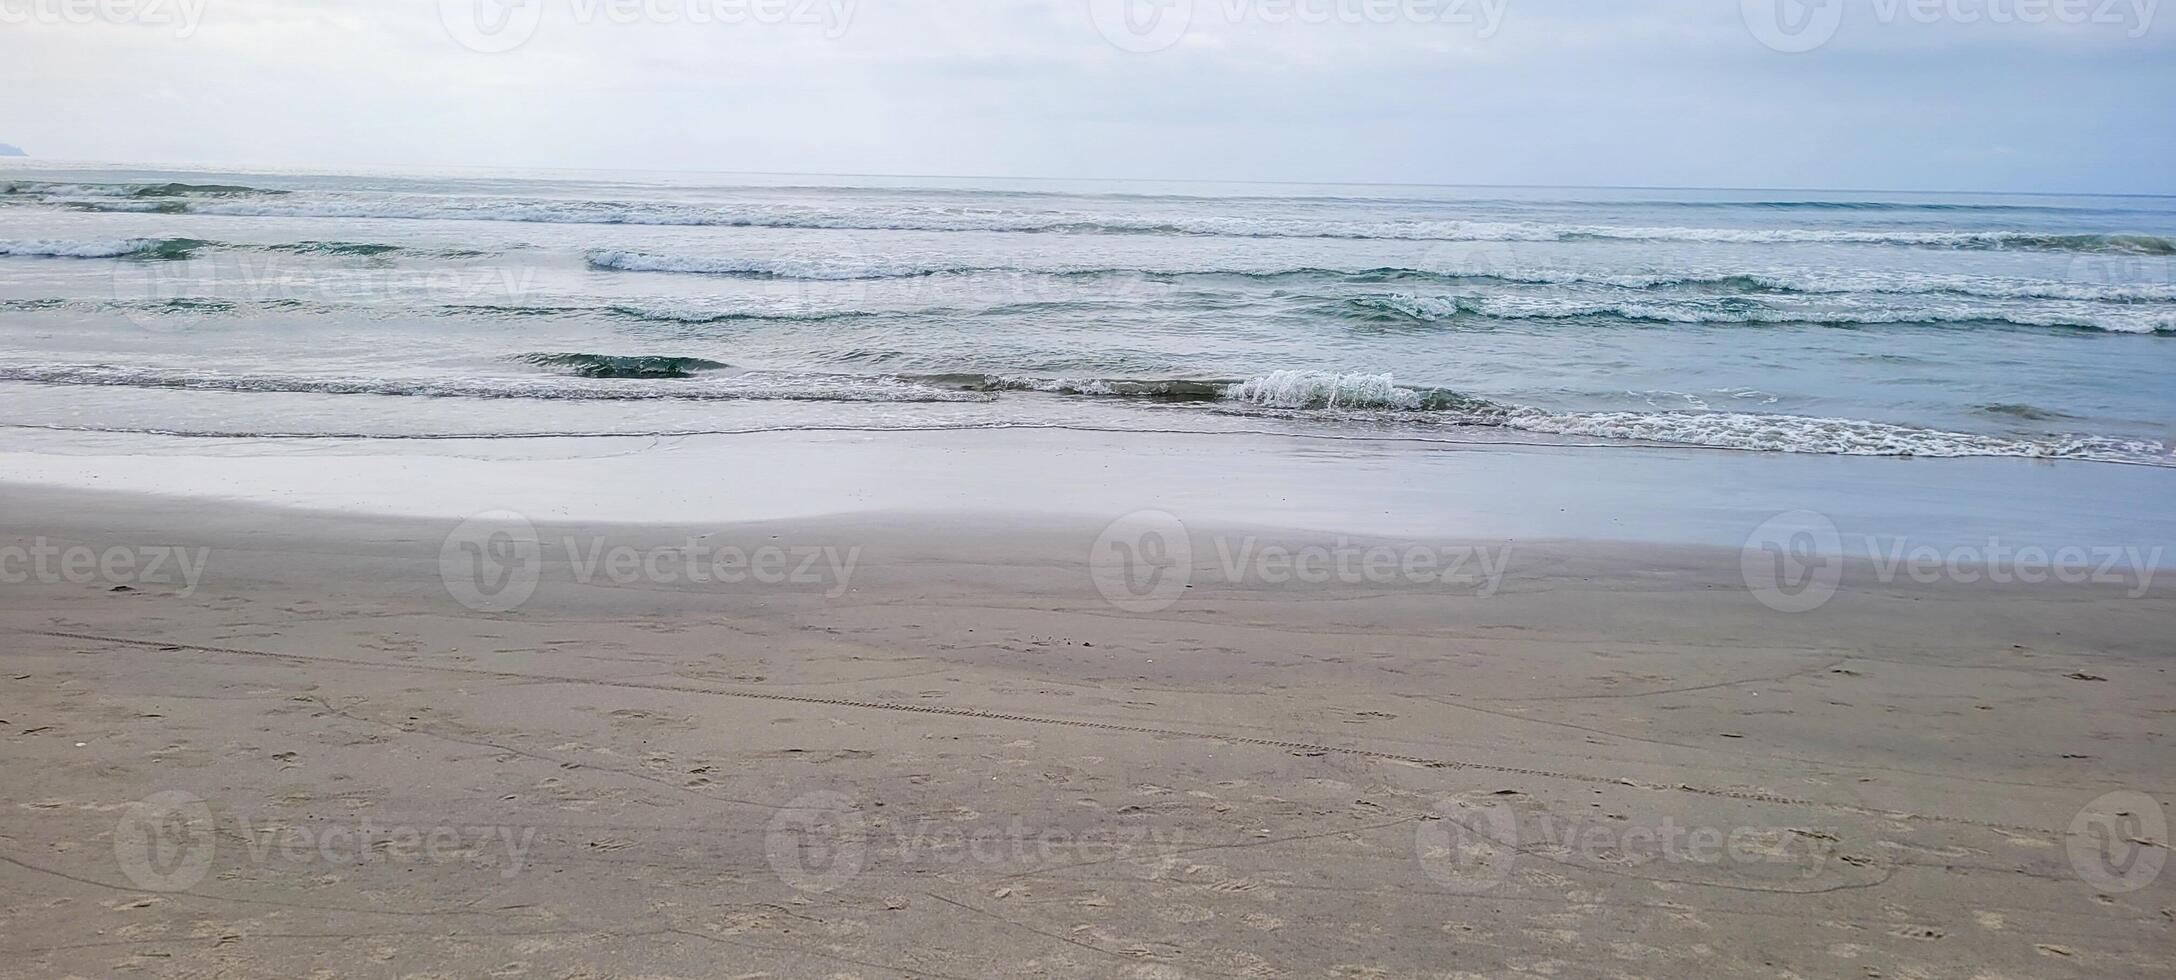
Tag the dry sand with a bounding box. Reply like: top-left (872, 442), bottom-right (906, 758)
top-left (1, 485), bottom-right (2170, 978)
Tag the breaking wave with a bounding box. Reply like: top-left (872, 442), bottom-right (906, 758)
top-left (3, 361), bottom-right (2165, 464)
top-left (1, 180), bottom-right (286, 199)
top-left (0, 236), bottom-right (484, 261)
top-left (19, 188), bottom-right (2174, 253)
top-left (0, 364), bottom-right (988, 403)
top-left (908, 370), bottom-right (2172, 464)
top-left (1340, 293), bottom-right (2176, 334)
top-left (584, 249), bottom-right (2176, 301)
top-left (511, 353), bottom-right (732, 379)
top-left (0, 237), bottom-right (211, 259)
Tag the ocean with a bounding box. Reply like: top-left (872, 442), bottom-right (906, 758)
top-left (1, 164), bottom-right (2171, 464)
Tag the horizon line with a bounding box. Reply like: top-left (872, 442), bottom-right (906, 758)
top-left (5, 156), bottom-right (2174, 200)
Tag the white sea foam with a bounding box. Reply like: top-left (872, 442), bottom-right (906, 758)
top-left (1224, 371), bottom-right (1428, 410)
top-left (2, 182), bottom-right (139, 198)
top-left (25, 191), bottom-right (2175, 253)
top-left (0, 238), bottom-right (160, 258)
top-left (1353, 291), bottom-right (2176, 334)
top-left (0, 364), bottom-right (991, 403)
top-left (1022, 369), bottom-right (2175, 463)
top-left (1491, 409), bottom-right (2169, 463)
top-left (582, 248), bottom-right (2175, 308)
top-left (585, 249), bottom-right (961, 279)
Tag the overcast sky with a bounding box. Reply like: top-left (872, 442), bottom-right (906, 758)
top-left (3, 0), bottom-right (2171, 192)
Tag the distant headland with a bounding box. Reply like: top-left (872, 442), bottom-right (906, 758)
top-left (0, 143), bottom-right (26, 157)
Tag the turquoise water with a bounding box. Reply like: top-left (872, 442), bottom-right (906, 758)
top-left (1, 164), bottom-right (2171, 462)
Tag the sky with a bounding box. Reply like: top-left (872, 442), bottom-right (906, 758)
top-left (2, 0), bottom-right (2172, 193)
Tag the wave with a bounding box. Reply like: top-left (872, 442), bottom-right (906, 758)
top-left (0, 364), bottom-right (988, 403)
top-left (1341, 269), bottom-right (2176, 304)
top-left (3, 362), bottom-right (2164, 464)
top-left (586, 249), bottom-right (957, 279)
top-left (1555, 228), bottom-right (2175, 254)
top-left (4, 271), bottom-right (2164, 336)
top-left (510, 353), bottom-right (731, 379)
top-left (25, 189), bottom-right (2173, 253)
top-left (580, 250), bottom-right (1742, 282)
top-left (605, 303), bottom-right (881, 325)
top-left (0, 236), bottom-right (488, 261)
top-left (937, 371), bottom-right (1491, 410)
top-left (5, 178), bottom-right (2148, 216)
top-left (0, 295), bottom-right (922, 327)
top-left (913, 370), bottom-right (2169, 463)
top-left (917, 374), bottom-right (1233, 402)
top-left (1489, 410), bottom-right (2165, 463)
top-left (0, 237), bottom-right (211, 259)
top-left (1659, 200), bottom-right (2110, 213)
top-left (433, 301), bottom-right (887, 325)
top-left (583, 249), bottom-right (2176, 300)
top-left (1339, 293), bottom-right (2176, 335)
top-left (1978, 402), bottom-right (2078, 422)
top-left (263, 240), bottom-right (492, 258)
top-left (1223, 370), bottom-right (1492, 410)
top-left (1, 180), bottom-right (286, 199)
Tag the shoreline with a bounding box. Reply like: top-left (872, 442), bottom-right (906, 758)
top-left (5, 426), bottom-right (2174, 553)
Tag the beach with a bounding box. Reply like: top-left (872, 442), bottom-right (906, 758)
top-left (6, 6), bottom-right (2175, 976)
top-left (2, 429), bottom-right (2171, 978)
top-left (3, 164), bottom-right (2173, 977)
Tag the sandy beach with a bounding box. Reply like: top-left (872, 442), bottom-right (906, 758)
top-left (7, 4), bottom-right (2174, 975)
top-left (2, 432), bottom-right (2170, 978)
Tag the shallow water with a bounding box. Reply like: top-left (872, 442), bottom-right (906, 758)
top-left (2, 164), bottom-right (2171, 463)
